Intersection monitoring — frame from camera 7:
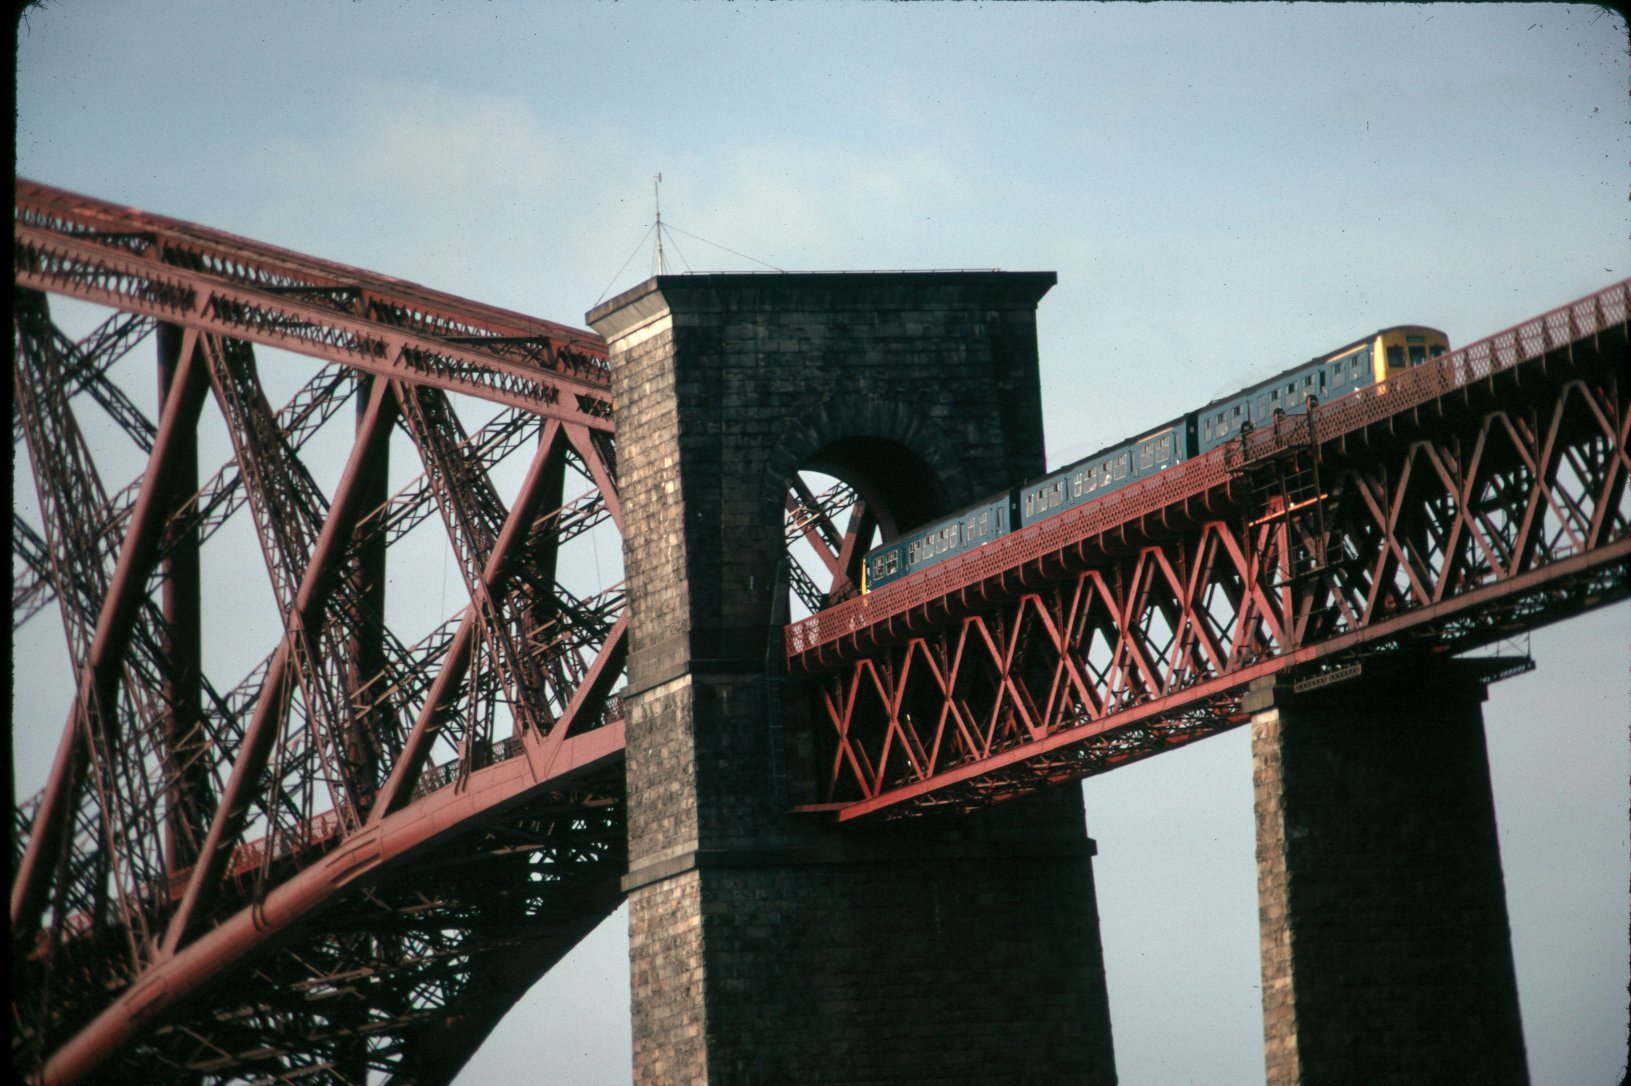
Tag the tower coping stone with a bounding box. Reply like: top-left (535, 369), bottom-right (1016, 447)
top-left (586, 269), bottom-right (1057, 340)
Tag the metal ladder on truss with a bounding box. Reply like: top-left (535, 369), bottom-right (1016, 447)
top-left (1234, 403), bottom-right (1334, 589)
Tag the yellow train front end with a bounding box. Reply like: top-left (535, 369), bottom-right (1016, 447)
top-left (1371, 325), bottom-right (1450, 384)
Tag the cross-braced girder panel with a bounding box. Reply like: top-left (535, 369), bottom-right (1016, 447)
top-left (788, 280), bottom-right (1630, 819)
top-left (12, 182), bottom-right (629, 1086)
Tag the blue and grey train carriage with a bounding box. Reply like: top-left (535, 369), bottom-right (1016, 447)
top-left (1194, 325), bottom-right (1449, 452)
top-left (856, 323), bottom-right (1450, 594)
top-left (1015, 419), bottom-right (1191, 528)
top-left (861, 492), bottom-right (1013, 592)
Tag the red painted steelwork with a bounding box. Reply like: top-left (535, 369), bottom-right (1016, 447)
top-left (14, 179), bottom-right (614, 427)
top-left (787, 280), bottom-right (1630, 819)
top-left (13, 185), bottom-right (630, 1084)
top-left (788, 280), bottom-right (1630, 662)
top-left (37, 723), bottom-right (623, 1086)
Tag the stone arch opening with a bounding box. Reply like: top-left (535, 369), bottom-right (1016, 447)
top-left (802, 435), bottom-right (949, 541)
top-left (777, 415), bottom-right (968, 620)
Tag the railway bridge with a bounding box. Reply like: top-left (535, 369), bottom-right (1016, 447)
top-left (11, 179), bottom-right (1628, 1084)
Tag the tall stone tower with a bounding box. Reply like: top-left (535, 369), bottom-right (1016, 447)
top-left (589, 272), bottom-right (1118, 1084)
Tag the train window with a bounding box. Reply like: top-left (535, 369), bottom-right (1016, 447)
top-left (1430, 344), bottom-right (1446, 358)
top-left (1115, 453), bottom-right (1129, 479)
top-left (1139, 443), bottom-right (1154, 468)
top-left (1387, 345), bottom-right (1405, 368)
top-left (1408, 345), bottom-right (1426, 365)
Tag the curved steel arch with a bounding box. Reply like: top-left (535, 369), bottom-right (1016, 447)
top-left (12, 181), bottom-right (628, 1085)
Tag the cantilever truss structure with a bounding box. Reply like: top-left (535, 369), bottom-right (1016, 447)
top-left (787, 280), bottom-right (1631, 819)
top-left (12, 180), bottom-right (630, 1085)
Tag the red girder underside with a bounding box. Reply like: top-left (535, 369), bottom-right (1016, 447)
top-left (788, 280), bottom-right (1631, 820)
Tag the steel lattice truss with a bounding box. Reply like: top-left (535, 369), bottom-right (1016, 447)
top-left (787, 281), bottom-right (1631, 819)
top-left (785, 475), bottom-right (874, 614)
top-left (12, 180), bottom-right (628, 1085)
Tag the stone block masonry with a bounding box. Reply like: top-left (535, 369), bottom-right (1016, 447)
top-left (1250, 660), bottom-right (1529, 1085)
top-left (591, 272), bottom-right (1118, 1084)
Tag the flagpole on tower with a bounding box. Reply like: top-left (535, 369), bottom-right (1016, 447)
top-left (653, 173), bottom-right (665, 276)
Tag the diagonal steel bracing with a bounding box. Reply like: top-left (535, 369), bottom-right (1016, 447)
top-left (787, 280), bottom-right (1630, 819)
top-left (13, 183), bottom-right (629, 1086)
top-left (14, 178), bottom-right (613, 428)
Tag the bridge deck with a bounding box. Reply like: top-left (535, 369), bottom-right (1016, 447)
top-left (787, 279), bottom-right (1629, 819)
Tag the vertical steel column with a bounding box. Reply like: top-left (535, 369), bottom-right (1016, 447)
top-left (156, 323), bottom-right (209, 875)
top-left (343, 374), bottom-right (391, 815)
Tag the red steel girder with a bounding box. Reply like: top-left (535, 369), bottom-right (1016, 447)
top-left (14, 178), bottom-right (614, 428)
top-left (38, 728), bottom-right (625, 1086)
top-left (13, 187), bottom-right (631, 1085)
top-left (158, 376), bottom-right (398, 955)
top-left (12, 297), bottom-right (211, 958)
top-left (786, 476), bottom-right (874, 610)
top-left (789, 279), bottom-right (1630, 819)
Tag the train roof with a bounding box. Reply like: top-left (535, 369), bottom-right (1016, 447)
top-left (1191, 324), bottom-right (1448, 417)
top-left (1028, 414), bottom-right (1188, 487)
top-left (1029, 324), bottom-right (1447, 486)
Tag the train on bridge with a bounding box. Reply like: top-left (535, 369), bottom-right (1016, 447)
top-left (862, 323), bottom-right (1450, 591)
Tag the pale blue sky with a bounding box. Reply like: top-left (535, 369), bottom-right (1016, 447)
top-left (14, 3), bottom-right (1630, 1084)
